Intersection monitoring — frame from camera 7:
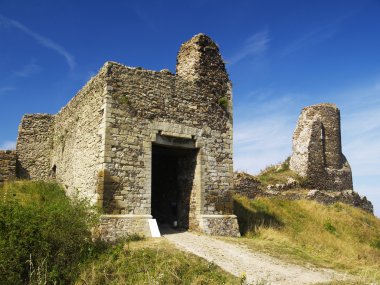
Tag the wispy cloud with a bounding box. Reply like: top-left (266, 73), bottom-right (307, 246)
top-left (228, 30), bottom-right (270, 66)
top-left (13, 61), bottom-right (42, 77)
top-left (0, 14), bottom-right (75, 70)
top-left (133, 5), bottom-right (158, 32)
top-left (234, 92), bottom-right (299, 173)
top-left (339, 83), bottom-right (380, 177)
top-left (0, 86), bottom-right (16, 96)
top-left (280, 14), bottom-right (352, 57)
top-left (0, 140), bottom-right (16, 150)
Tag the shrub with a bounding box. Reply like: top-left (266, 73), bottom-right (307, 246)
top-left (217, 96), bottom-right (228, 109)
top-left (0, 181), bottom-right (99, 285)
top-left (324, 220), bottom-right (337, 235)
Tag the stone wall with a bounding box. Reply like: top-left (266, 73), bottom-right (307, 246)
top-left (197, 215), bottom-right (240, 237)
top-left (49, 70), bottom-right (107, 203)
top-left (0, 150), bottom-right (17, 182)
top-left (16, 114), bottom-right (55, 179)
top-left (234, 172), bottom-right (262, 199)
top-left (97, 215), bottom-right (152, 242)
top-left (290, 104), bottom-right (353, 190)
top-left (98, 34), bottom-right (234, 224)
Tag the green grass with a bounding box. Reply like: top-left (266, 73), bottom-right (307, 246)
top-left (0, 180), bottom-right (101, 285)
top-left (232, 195), bottom-right (380, 284)
top-left (255, 158), bottom-right (306, 187)
top-left (77, 238), bottom-right (240, 285)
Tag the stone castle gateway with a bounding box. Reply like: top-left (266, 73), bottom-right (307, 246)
top-left (14, 34), bottom-right (240, 239)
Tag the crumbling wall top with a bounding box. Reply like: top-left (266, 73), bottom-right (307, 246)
top-left (176, 34), bottom-right (229, 93)
top-left (302, 103), bottom-right (338, 110)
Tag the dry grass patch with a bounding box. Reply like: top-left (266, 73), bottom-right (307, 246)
top-left (231, 196), bottom-right (380, 284)
top-left (77, 237), bottom-right (240, 285)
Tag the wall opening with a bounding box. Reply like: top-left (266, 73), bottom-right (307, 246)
top-left (151, 144), bottom-right (198, 231)
top-left (51, 165), bottom-right (57, 178)
top-left (321, 125), bottom-right (327, 167)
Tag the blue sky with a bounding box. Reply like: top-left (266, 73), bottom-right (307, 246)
top-left (0, 0), bottom-right (379, 216)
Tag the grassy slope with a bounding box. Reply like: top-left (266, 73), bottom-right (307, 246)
top-left (232, 195), bottom-right (380, 284)
top-left (255, 157), bottom-right (305, 187)
top-left (77, 238), bottom-right (240, 285)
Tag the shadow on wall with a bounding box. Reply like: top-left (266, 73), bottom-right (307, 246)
top-left (16, 160), bottom-right (30, 179)
top-left (233, 196), bottom-right (283, 236)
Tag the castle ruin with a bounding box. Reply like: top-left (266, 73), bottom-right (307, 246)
top-left (0, 35), bottom-right (374, 238)
top-left (233, 103), bottom-right (373, 213)
top-left (289, 103), bottom-right (353, 190)
top-left (6, 34), bottom-right (241, 239)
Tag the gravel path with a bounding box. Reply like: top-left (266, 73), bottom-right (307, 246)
top-left (163, 231), bottom-right (348, 285)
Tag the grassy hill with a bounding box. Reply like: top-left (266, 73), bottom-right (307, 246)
top-left (1, 180), bottom-right (379, 284)
top-left (232, 195), bottom-right (380, 284)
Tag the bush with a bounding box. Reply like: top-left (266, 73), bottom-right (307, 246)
top-left (0, 181), bottom-right (100, 285)
top-left (217, 96), bottom-right (228, 109)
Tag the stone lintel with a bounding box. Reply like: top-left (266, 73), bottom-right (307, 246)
top-left (155, 134), bottom-right (196, 149)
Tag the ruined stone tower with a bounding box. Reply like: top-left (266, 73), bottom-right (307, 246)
top-left (290, 103), bottom-right (353, 190)
top-left (13, 34), bottom-right (240, 239)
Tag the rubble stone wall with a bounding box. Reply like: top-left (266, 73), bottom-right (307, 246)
top-left (0, 150), bottom-right (17, 182)
top-left (16, 114), bottom-right (55, 179)
top-left (233, 172), bottom-right (262, 199)
top-left (290, 103), bottom-right (353, 190)
top-left (49, 71), bottom-right (107, 203)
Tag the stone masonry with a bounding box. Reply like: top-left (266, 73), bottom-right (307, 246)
top-left (0, 150), bottom-right (17, 183)
top-left (290, 103), bottom-right (353, 190)
top-left (10, 34), bottom-right (240, 239)
top-left (16, 114), bottom-right (55, 180)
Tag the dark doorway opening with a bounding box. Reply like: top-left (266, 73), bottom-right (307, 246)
top-left (151, 144), bottom-right (198, 231)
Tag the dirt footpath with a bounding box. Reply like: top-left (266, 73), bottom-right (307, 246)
top-left (163, 231), bottom-right (348, 285)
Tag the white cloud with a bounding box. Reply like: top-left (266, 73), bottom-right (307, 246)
top-left (133, 4), bottom-right (158, 32)
top-left (13, 62), bottom-right (42, 77)
top-left (339, 83), bottom-right (380, 177)
top-left (0, 140), bottom-right (16, 150)
top-left (0, 14), bottom-right (75, 70)
top-left (281, 27), bottom-right (337, 57)
top-left (0, 86), bottom-right (15, 96)
top-left (234, 93), bottom-right (298, 174)
top-left (280, 13), bottom-right (352, 57)
top-left (228, 30), bottom-right (270, 65)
